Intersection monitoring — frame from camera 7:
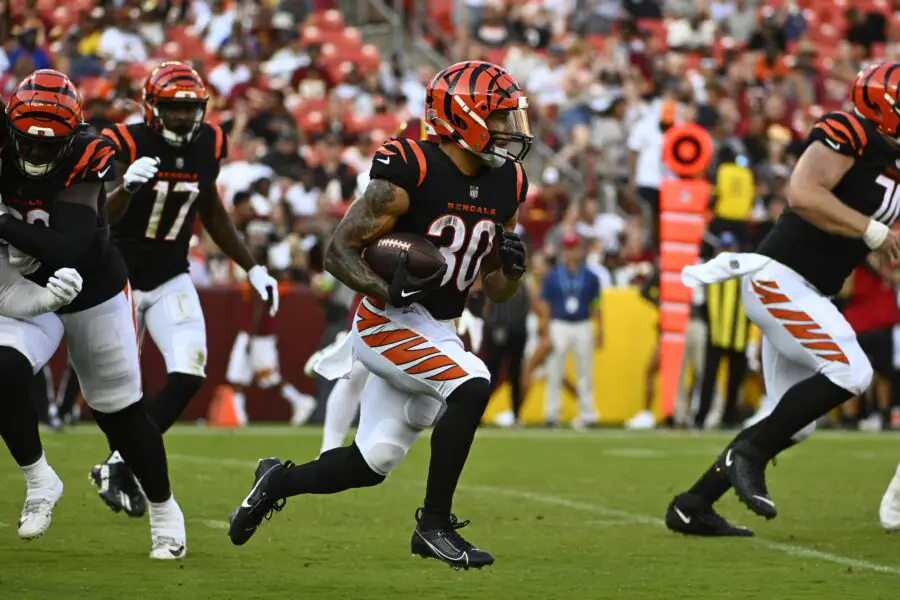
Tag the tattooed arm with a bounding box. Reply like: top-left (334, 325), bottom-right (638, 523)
top-left (324, 178), bottom-right (410, 303)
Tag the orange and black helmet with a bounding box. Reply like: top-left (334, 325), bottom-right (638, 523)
top-left (142, 61), bottom-right (209, 147)
top-left (6, 69), bottom-right (83, 177)
top-left (851, 62), bottom-right (900, 140)
top-left (426, 61), bottom-right (532, 167)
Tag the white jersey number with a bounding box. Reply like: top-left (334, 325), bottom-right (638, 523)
top-left (874, 175), bottom-right (900, 225)
top-left (427, 216), bottom-right (496, 291)
top-left (145, 181), bottom-right (201, 240)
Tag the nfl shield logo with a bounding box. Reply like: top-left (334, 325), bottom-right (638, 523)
top-left (469, 185), bottom-right (479, 199)
top-left (176, 157), bottom-right (184, 169)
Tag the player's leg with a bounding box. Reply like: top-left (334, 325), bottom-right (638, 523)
top-left (0, 315), bottom-right (65, 539)
top-left (140, 274), bottom-right (207, 432)
top-left (694, 346), bottom-right (722, 429)
top-left (717, 269), bottom-right (870, 519)
top-left (56, 364), bottom-right (82, 425)
top-left (320, 359), bottom-right (367, 454)
top-left (227, 374), bottom-right (415, 546)
top-left (225, 331), bottom-right (253, 426)
top-left (93, 275), bottom-right (206, 517)
top-left (507, 329), bottom-right (527, 422)
top-left (249, 333), bottom-right (317, 425)
top-left (62, 290), bottom-right (186, 559)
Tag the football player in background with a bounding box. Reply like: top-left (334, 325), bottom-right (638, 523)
top-left (228, 61), bottom-right (531, 570)
top-left (0, 70), bottom-right (185, 558)
top-left (668, 63), bottom-right (900, 535)
top-left (91, 62), bottom-right (279, 517)
top-left (224, 219), bottom-right (316, 426)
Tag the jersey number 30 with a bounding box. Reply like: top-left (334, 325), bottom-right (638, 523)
top-left (427, 216), bottom-right (496, 291)
top-left (145, 181), bottom-right (201, 240)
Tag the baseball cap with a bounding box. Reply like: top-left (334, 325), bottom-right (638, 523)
top-left (561, 231), bottom-right (581, 248)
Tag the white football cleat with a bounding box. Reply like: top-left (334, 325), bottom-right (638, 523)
top-left (149, 496), bottom-right (187, 560)
top-left (18, 471), bottom-right (63, 540)
top-left (290, 393), bottom-right (317, 426)
top-left (880, 463), bottom-right (900, 531)
top-left (625, 410), bottom-right (656, 430)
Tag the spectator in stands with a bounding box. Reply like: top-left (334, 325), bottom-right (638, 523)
top-left (527, 44), bottom-right (567, 121)
top-left (199, 0), bottom-right (238, 53)
top-left (509, 2), bottom-right (552, 50)
top-left (208, 43), bottom-right (252, 98)
top-left (8, 25), bottom-right (51, 70)
top-left (277, 0), bottom-right (313, 24)
top-left (573, 0), bottom-right (623, 35)
top-left (247, 89), bottom-right (299, 146)
top-left (721, 0), bottom-right (758, 45)
top-left (624, 0), bottom-right (663, 20)
top-left (264, 22), bottom-right (304, 81)
top-left (311, 134), bottom-right (357, 203)
top-left (98, 8), bottom-right (149, 64)
top-left (846, 7), bottom-right (887, 58)
top-left (667, 10), bottom-right (715, 52)
top-left (290, 43), bottom-right (335, 98)
top-left (262, 130), bottom-right (309, 182)
top-left (471, 0), bottom-right (514, 48)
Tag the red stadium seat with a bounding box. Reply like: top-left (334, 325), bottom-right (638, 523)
top-left (302, 26), bottom-right (347, 47)
top-left (428, 0), bottom-right (455, 35)
top-left (306, 9), bottom-right (345, 32)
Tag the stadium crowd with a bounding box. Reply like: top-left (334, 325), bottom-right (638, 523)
top-left (3, 0), bottom-right (900, 429)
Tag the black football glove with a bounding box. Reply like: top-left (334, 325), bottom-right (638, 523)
top-left (496, 224), bottom-right (527, 281)
top-left (388, 250), bottom-right (447, 307)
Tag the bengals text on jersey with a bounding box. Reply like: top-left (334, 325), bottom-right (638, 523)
top-left (756, 110), bottom-right (900, 296)
top-left (0, 130), bottom-right (126, 312)
top-left (369, 137), bottom-right (528, 320)
top-left (102, 121), bottom-right (227, 291)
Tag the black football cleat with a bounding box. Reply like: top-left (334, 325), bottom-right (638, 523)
top-left (228, 457), bottom-right (291, 546)
top-left (717, 440), bottom-right (777, 519)
top-left (90, 459), bottom-right (147, 518)
top-left (410, 508), bottom-right (495, 570)
top-left (665, 493), bottom-right (753, 537)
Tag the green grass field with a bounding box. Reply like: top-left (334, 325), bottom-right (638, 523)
top-left (1, 426), bottom-right (898, 599)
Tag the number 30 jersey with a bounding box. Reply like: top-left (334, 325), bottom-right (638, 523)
top-left (757, 111), bottom-right (900, 296)
top-left (370, 139), bottom-right (528, 320)
top-left (102, 122), bottom-right (227, 291)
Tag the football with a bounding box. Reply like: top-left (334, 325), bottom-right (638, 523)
top-left (363, 232), bottom-right (446, 282)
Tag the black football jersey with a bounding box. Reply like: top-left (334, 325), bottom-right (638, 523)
top-left (369, 139), bottom-right (528, 320)
top-left (102, 122), bottom-right (227, 291)
top-left (757, 111), bottom-right (900, 296)
top-left (0, 131), bottom-right (127, 313)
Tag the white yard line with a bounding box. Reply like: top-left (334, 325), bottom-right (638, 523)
top-left (191, 518), bottom-right (229, 531)
top-left (169, 452), bottom-right (900, 576)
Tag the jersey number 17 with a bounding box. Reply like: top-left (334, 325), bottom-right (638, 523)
top-left (145, 181), bottom-right (201, 240)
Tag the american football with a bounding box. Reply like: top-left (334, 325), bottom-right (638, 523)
top-left (363, 232), bottom-right (446, 281)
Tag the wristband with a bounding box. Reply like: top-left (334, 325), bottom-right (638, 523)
top-left (863, 220), bottom-right (890, 250)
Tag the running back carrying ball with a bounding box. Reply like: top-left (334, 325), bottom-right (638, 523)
top-left (363, 232), bottom-right (446, 282)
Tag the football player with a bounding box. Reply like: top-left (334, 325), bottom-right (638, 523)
top-left (312, 118), bottom-right (438, 454)
top-left (0, 248), bottom-right (83, 540)
top-left (228, 61), bottom-right (531, 569)
top-left (0, 69), bottom-right (186, 558)
top-left (91, 62), bottom-right (279, 516)
top-left (666, 63), bottom-right (900, 535)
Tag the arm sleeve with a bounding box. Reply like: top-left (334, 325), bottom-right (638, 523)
top-left (0, 249), bottom-right (54, 317)
top-left (0, 197), bottom-right (98, 269)
top-left (368, 138), bottom-right (423, 193)
top-left (808, 111), bottom-right (870, 157)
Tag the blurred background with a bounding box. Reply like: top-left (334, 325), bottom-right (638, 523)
top-left (6, 0), bottom-right (900, 432)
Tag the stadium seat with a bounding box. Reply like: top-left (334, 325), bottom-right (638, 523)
top-left (428, 0), bottom-right (455, 35)
top-left (306, 9), bottom-right (345, 32)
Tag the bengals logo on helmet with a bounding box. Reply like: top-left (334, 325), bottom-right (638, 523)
top-left (425, 61), bottom-right (532, 167)
top-left (851, 62), bottom-right (900, 140)
top-left (143, 61), bottom-right (209, 147)
top-left (6, 69), bottom-right (83, 177)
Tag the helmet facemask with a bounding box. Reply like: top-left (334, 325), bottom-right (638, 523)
top-left (152, 98), bottom-right (207, 147)
top-left (9, 124), bottom-right (78, 177)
